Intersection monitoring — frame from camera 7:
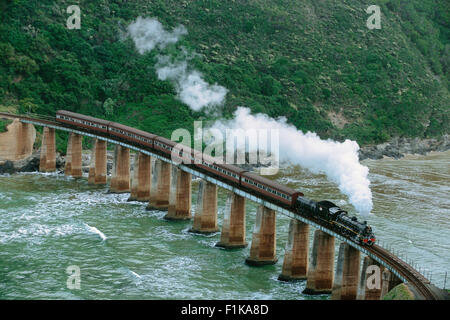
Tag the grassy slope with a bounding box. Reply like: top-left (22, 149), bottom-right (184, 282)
top-left (0, 119), bottom-right (12, 133)
top-left (0, 0), bottom-right (448, 148)
top-left (0, 105), bottom-right (16, 132)
top-left (383, 283), bottom-right (415, 300)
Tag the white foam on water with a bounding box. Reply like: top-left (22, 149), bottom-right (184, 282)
top-left (0, 223), bottom-right (78, 244)
top-left (129, 270), bottom-right (142, 279)
top-left (83, 223), bottom-right (107, 241)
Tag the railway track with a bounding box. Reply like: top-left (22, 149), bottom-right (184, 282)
top-left (1, 112), bottom-right (441, 300)
top-left (299, 214), bottom-right (439, 300)
top-left (369, 245), bottom-right (439, 300)
top-left (0, 112), bottom-right (58, 125)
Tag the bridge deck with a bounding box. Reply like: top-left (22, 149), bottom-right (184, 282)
top-left (1, 112), bottom-right (438, 300)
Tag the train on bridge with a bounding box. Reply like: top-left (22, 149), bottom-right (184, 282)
top-left (55, 110), bottom-right (376, 246)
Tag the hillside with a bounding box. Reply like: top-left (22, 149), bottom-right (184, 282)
top-left (0, 0), bottom-right (449, 149)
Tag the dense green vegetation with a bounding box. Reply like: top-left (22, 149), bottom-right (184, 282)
top-left (0, 119), bottom-right (12, 133)
top-left (383, 283), bottom-right (415, 300)
top-left (0, 0), bottom-right (448, 146)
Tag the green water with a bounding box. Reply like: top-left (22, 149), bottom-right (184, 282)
top-left (0, 151), bottom-right (449, 299)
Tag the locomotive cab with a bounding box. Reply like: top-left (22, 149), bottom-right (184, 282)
top-left (316, 200), bottom-right (344, 220)
top-left (328, 206), bottom-right (346, 221)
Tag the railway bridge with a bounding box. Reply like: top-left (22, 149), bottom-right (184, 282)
top-left (0, 112), bottom-right (443, 300)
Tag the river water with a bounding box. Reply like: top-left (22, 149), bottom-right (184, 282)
top-left (0, 151), bottom-right (448, 299)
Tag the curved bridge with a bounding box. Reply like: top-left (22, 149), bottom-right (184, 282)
top-left (0, 112), bottom-right (440, 300)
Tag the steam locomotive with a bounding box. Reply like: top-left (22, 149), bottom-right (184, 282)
top-left (55, 109), bottom-right (376, 246)
top-left (296, 197), bottom-right (376, 246)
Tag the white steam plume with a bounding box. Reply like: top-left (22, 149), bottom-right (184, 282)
top-left (156, 56), bottom-right (228, 111)
top-left (127, 17), bottom-right (187, 53)
top-left (127, 17), bottom-right (373, 215)
top-left (127, 17), bottom-right (228, 111)
top-left (212, 107), bottom-right (373, 216)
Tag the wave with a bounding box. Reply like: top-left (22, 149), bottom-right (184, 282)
top-left (83, 223), bottom-right (107, 241)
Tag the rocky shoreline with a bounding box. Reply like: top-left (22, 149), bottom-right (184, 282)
top-left (359, 135), bottom-right (450, 160)
top-left (0, 151), bottom-right (116, 175)
top-left (1, 135), bottom-right (449, 174)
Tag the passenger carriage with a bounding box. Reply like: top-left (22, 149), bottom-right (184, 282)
top-left (241, 171), bottom-right (303, 206)
top-left (55, 110), bottom-right (376, 246)
top-left (56, 110), bottom-right (110, 134)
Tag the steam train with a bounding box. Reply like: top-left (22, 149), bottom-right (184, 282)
top-left (295, 197), bottom-right (376, 246)
top-left (55, 110), bottom-right (376, 246)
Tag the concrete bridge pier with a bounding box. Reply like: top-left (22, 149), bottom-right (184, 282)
top-left (0, 118), bottom-right (36, 161)
top-left (380, 269), bottom-right (392, 299)
top-left (216, 193), bottom-right (247, 249)
top-left (303, 230), bottom-right (335, 295)
top-left (128, 153), bottom-right (139, 201)
top-left (278, 220), bottom-right (309, 281)
top-left (39, 127), bottom-right (56, 172)
top-left (358, 256), bottom-right (384, 300)
top-left (165, 167), bottom-right (192, 220)
top-left (64, 133), bottom-right (83, 178)
top-left (380, 268), bottom-right (402, 299)
top-left (109, 145), bottom-right (130, 193)
top-left (128, 153), bottom-right (152, 202)
top-left (136, 154), bottom-right (152, 201)
top-left (245, 205), bottom-right (277, 266)
top-left (332, 242), bottom-right (361, 300)
top-left (88, 139), bottom-right (107, 185)
top-left (147, 159), bottom-right (171, 210)
top-left (357, 256), bottom-right (382, 300)
top-left (189, 180), bottom-right (218, 234)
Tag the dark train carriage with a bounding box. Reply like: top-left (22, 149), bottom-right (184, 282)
top-left (171, 143), bottom-right (196, 165)
top-left (192, 149), bottom-right (209, 166)
top-left (56, 110), bottom-right (111, 134)
top-left (108, 122), bottom-right (155, 148)
top-left (241, 171), bottom-right (303, 206)
top-left (193, 151), bottom-right (219, 171)
top-left (216, 163), bottom-right (246, 184)
top-left (194, 152), bottom-right (245, 184)
top-left (154, 136), bottom-right (178, 156)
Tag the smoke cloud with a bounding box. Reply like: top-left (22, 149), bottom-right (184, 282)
top-left (127, 17), bottom-right (228, 111)
top-left (127, 17), bottom-right (373, 215)
top-left (212, 107), bottom-right (373, 216)
top-left (156, 56), bottom-right (228, 111)
top-left (127, 17), bottom-right (187, 53)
